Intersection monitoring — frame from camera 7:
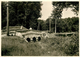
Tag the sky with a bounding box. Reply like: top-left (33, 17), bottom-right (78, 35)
top-left (39, 1), bottom-right (78, 20)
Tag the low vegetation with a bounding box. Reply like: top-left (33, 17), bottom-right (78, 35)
top-left (2, 32), bottom-right (79, 56)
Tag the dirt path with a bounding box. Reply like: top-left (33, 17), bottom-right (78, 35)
top-left (1, 34), bottom-right (6, 38)
top-left (47, 33), bottom-right (57, 38)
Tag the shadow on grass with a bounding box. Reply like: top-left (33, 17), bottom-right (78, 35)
top-left (2, 48), bottom-right (11, 56)
top-left (2, 44), bottom-right (20, 56)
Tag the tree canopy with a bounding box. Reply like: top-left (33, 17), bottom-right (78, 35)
top-left (51, 1), bottom-right (79, 33)
top-left (46, 17), bottom-right (79, 32)
top-left (52, 2), bottom-right (79, 15)
top-left (1, 1), bottom-right (42, 29)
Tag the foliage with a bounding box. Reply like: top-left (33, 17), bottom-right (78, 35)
top-left (52, 1), bottom-right (79, 15)
top-left (46, 18), bottom-right (55, 32)
top-left (46, 17), bottom-right (79, 32)
top-left (51, 2), bottom-right (79, 33)
top-left (52, 7), bottom-right (62, 19)
top-left (1, 2), bottom-right (7, 29)
top-left (62, 32), bottom-right (79, 55)
top-left (57, 17), bottom-right (79, 32)
top-left (1, 2), bottom-right (42, 29)
top-left (37, 20), bottom-right (47, 30)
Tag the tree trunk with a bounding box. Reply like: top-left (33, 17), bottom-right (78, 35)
top-left (7, 2), bottom-right (9, 36)
top-left (49, 19), bottom-right (51, 32)
top-left (37, 22), bottom-right (40, 30)
top-left (55, 19), bottom-right (56, 33)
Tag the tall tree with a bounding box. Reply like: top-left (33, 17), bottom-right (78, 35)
top-left (52, 1), bottom-right (79, 33)
top-left (23, 2), bottom-right (42, 29)
top-left (51, 6), bottom-right (62, 33)
top-left (1, 2), bottom-right (7, 29)
top-left (2, 2), bottom-right (42, 30)
top-left (52, 2), bottom-right (79, 15)
top-left (37, 20), bottom-right (47, 30)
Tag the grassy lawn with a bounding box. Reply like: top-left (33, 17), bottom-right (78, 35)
top-left (1, 32), bottom-right (79, 56)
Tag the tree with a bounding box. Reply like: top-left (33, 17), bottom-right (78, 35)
top-left (52, 2), bottom-right (79, 15)
top-left (23, 2), bottom-right (42, 29)
top-left (52, 1), bottom-right (79, 33)
top-left (56, 17), bottom-right (79, 32)
top-left (37, 20), bottom-right (47, 30)
top-left (1, 2), bottom-right (42, 30)
top-left (1, 2), bottom-right (7, 29)
top-left (46, 17), bottom-right (55, 32)
top-left (47, 16), bottom-right (52, 32)
top-left (51, 6), bottom-right (62, 33)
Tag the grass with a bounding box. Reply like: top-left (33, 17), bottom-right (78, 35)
top-left (1, 31), bottom-right (79, 56)
top-left (2, 36), bottom-right (48, 56)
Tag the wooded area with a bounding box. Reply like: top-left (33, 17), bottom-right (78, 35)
top-left (2, 2), bottom-right (42, 29)
top-left (1, 1), bottom-right (79, 33)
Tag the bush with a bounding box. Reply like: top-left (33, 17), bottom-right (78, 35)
top-left (63, 33), bottom-right (79, 56)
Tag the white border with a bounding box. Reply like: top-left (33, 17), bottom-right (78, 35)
top-left (0, 0), bottom-right (80, 57)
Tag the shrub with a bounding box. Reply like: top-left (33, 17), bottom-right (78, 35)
top-left (63, 33), bottom-right (79, 56)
